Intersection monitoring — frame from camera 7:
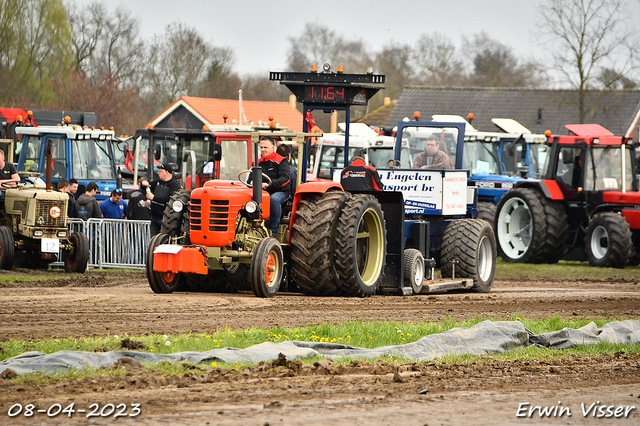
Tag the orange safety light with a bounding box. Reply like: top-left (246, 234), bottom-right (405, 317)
top-left (203, 124), bottom-right (209, 131)
top-left (467, 113), bottom-right (474, 121)
top-left (311, 65), bottom-right (317, 72)
top-left (83, 125), bottom-right (88, 129)
top-left (16, 115), bottom-right (23, 123)
top-left (91, 126), bottom-right (95, 130)
top-left (110, 126), bottom-right (114, 131)
top-left (100, 126), bottom-right (104, 130)
top-left (269, 120), bottom-right (277, 129)
top-left (147, 124), bottom-right (154, 130)
top-left (337, 66), bottom-right (344, 73)
top-left (64, 116), bottom-right (71, 124)
top-left (26, 110), bottom-right (33, 117)
top-left (544, 130), bottom-right (551, 137)
top-left (374, 127), bottom-right (380, 134)
top-left (413, 111), bottom-right (421, 120)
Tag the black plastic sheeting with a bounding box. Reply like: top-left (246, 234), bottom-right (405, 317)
top-left (1, 320), bottom-right (638, 376)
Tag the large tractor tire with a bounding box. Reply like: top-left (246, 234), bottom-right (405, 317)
top-left (495, 188), bottom-right (566, 263)
top-left (0, 226), bottom-right (15, 270)
top-left (403, 248), bottom-right (424, 295)
top-left (64, 232), bottom-right (90, 273)
top-left (584, 212), bottom-right (632, 268)
top-left (334, 194), bottom-right (386, 297)
top-left (250, 237), bottom-right (283, 298)
top-left (146, 233), bottom-right (186, 293)
top-left (290, 191), bottom-right (350, 296)
top-left (161, 189), bottom-right (192, 243)
top-left (441, 219), bottom-right (496, 293)
top-left (477, 201), bottom-right (497, 225)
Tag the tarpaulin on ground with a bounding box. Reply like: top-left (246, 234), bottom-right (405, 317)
top-left (1, 320), bottom-right (639, 375)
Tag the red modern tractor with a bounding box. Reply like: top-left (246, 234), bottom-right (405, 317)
top-left (494, 124), bottom-right (640, 267)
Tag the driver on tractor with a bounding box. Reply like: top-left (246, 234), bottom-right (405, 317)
top-left (253, 136), bottom-right (290, 236)
top-left (0, 149), bottom-right (19, 187)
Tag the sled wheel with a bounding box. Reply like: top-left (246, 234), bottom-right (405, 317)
top-left (64, 231), bottom-right (89, 273)
top-left (0, 226), bottom-right (15, 270)
top-left (584, 212), bottom-right (631, 268)
top-left (403, 248), bottom-right (424, 295)
top-left (146, 233), bottom-right (186, 293)
top-left (441, 219), bottom-right (496, 293)
top-left (250, 237), bottom-right (283, 298)
top-left (334, 194), bottom-right (386, 297)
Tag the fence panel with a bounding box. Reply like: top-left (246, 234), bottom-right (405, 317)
top-left (52, 219), bottom-right (151, 270)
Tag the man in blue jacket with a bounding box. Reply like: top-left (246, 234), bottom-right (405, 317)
top-left (100, 188), bottom-right (127, 219)
top-left (257, 136), bottom-right (290, 236)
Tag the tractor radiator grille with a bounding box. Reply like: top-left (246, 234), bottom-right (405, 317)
top-left (209, 200), bottom-right (229, 232)
top-left (35, 200), bottom-right (65, 227)
top-left (190, 199), bottom-right (202, 231)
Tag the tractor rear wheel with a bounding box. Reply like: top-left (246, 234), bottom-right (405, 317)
top-left (0, 226), bottom-right (15, 270)
top-left (585, 212), bottom-right (632, 268)
top-left (250, 237), bottom-right (283, 298)
top-left (403, 248), bottom-right (424, 295)
top-left (334, 194), bottom-right (386, 297)
top-left (477, 201), bottom-right (497, 225)
top-left (495, 188), bottom-right (550, 263)
top-left (441, 219), bottom-right (496, 292)
top-left (290, 191), bottom-right (350, 296)
top-left (161, 189), bottom-right (192, 243)
top-left (64, 231), bottom-right (89, 273)
top-left (146, 233), bottom-right (186, 293)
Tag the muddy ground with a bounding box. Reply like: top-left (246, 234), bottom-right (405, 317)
top-left (0, 270), bottom-right (639, 425)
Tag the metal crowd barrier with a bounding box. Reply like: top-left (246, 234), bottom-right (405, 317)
top-left (52, 218), bottom-right (151, 270)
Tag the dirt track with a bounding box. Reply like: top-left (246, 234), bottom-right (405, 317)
top-left (0, 271), bottom-right (639, 425)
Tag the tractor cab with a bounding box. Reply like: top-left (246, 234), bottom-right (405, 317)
top-left (15, 125), bottom-right (117, 200)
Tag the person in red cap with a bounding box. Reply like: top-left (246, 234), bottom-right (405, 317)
top-left (340, 156), bottom-right (384, 191)
top-left (146, 163), bottom-right (180, 236)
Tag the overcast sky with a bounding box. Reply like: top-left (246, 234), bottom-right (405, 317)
top-left (72, 0), bottom-right (640, 76)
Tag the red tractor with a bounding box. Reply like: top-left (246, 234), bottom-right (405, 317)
top-left (494, 124), bottom-right (639, 267)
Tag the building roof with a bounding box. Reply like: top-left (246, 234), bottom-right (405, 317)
top-left (149, 96), bottom-right (303, 131)
top-left (354, 100), bottom-right (397, 128)
top-left (385, 86), bottom-right (640, 138)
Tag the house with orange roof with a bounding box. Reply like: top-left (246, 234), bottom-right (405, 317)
top-left (148, 96), bottom-right (303, 132)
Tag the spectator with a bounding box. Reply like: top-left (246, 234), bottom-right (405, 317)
top-left (413, 134), bottom-right (453, 169)
top-left (100, 188), bottom-right (127, 219)
top-left (146, 163), bottom-right (180, 236)
top-left (58, 179), bottom-right (75, 217)
top-left (0, 148), bottom-right (19, 186)
top-left (127, 177), bottom-right (152, 220)
top-left (340, 156), bottom-right (384, 191)
top-left (68, 178), bottom-right (79, 200)
top-left (74, 182), bottom-right (102, 220)
top-left (276, 143), bottom-right (297, 200)
top-left (255, 136), bottom-right (290, 236)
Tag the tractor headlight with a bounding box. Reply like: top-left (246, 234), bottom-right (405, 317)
top-left (34, 230), bottom-right (43, 237)
top-left (172, 200), bottom-right (184, 213)
top-left (245, 200), bottom-right (258, 214)
top-left (49, 206), bottom-right (62, 219)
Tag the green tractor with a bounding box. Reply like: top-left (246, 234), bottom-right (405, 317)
top-left (0, 140), bottom-right (90, 272)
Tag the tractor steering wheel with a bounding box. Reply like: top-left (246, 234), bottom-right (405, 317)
top-left (238, 170), bottom-right (272, 188)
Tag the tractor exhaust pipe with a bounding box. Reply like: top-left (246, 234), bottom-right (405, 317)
top-left (45, 139), bottom-right (52, 190)
top-left (251, 166), bottom-right (262, 203)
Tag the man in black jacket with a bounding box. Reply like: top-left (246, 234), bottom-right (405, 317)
top-left (146, 163), bottom-right (180, 236)
top-left (126, 177), bottom-right (152, 221)
top-left (340, 156), bottom-right (384, 191)
top-left (74, 182), bottom-right (102, 220)
top-left (257, 137), bottom-right (290, 236)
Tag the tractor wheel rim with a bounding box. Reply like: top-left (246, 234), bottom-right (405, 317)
top-left (497, 197), bottom-right (531, 259)
top-left (478, 235), bottom-right (493, 282)
top-left (357, 207), bottom-right (384, 287)
top-left (591, 225), bottom-right (609, 259)
top-left (265, 251), bottom-right (277, 287)
top-left (412, 257), bottom-right (424, 286)
top-left (163, 272), bottom-right (175, 282)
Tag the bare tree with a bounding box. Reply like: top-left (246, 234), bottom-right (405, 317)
top-left (287, 23), bottom-right (372, 73)
top-left (412, 32), bottom-right (465, 86)
top-left (464, 32), bottom-right (547, 88)
top-left (67, 1), bottom-right (106, 73)
top-left (374, 42), bottom-right (416, 105)
top-left (538, 0), bottom-right (638, 121)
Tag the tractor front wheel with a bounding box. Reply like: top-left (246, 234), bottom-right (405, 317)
top-left (403, 248), bottom-right (424, 295)
top-left (585, 212), bottom-right (632, 268)
top-left (146, 233), bottom-right (186, 293)
top-left (64, 232), bottom-right (89, 273)
top-left (441, 219), bottom-right (496, 293)
top-left (250, 237), bottom-right (283, 298)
